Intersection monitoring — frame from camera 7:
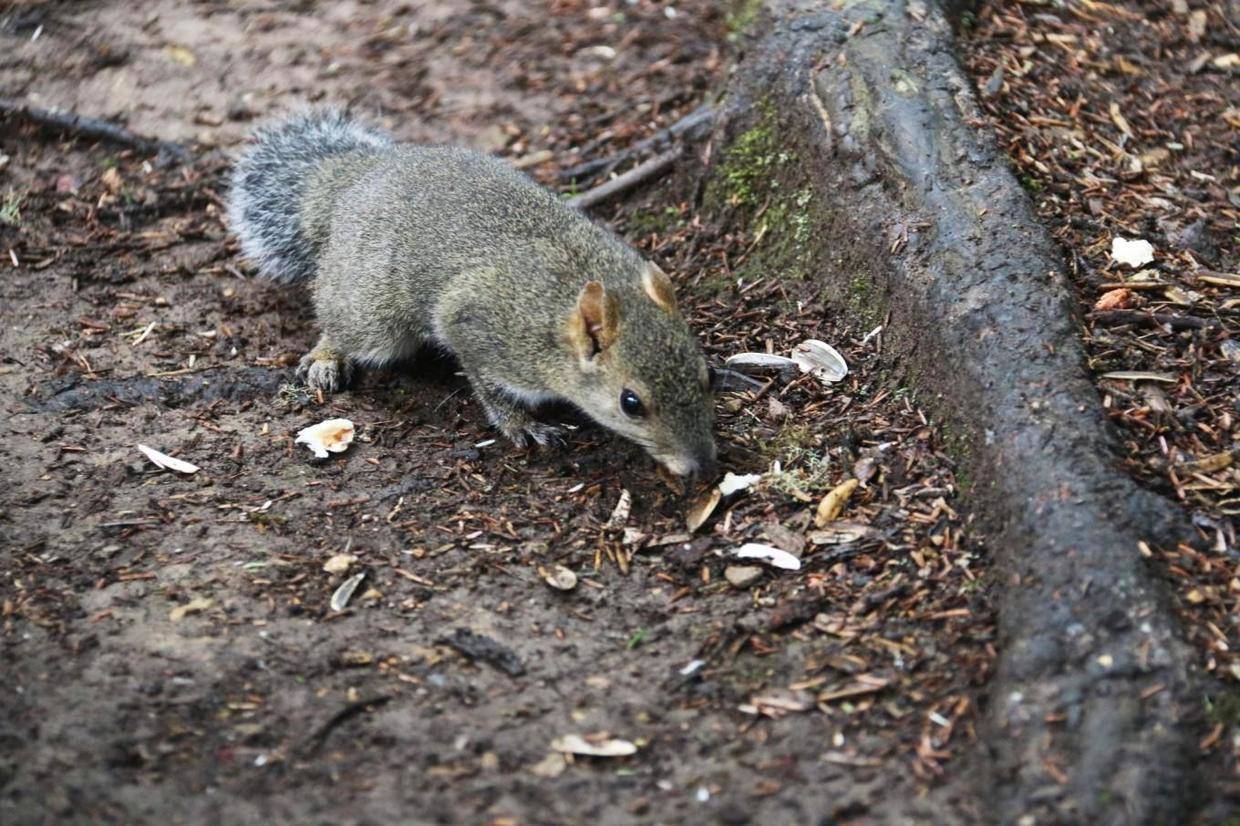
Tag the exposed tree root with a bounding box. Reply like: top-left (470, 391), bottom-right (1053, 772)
top-left (704, 1), bottom-right (1204, 821)
top-left (559, 104), bottom-right (715, 185)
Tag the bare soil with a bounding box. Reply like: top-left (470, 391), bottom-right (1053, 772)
top-left (1, 2), bottom-right (993, 824)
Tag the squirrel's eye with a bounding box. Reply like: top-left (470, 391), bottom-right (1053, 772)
top-left (619, 389), bottom-right (645, 418)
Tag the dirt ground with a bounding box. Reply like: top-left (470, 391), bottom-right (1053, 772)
top-left (1, 2), bottom-right (994, 824)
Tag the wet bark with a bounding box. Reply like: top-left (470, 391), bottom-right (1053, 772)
top-left (704, 1), bottom-right (1202, 821)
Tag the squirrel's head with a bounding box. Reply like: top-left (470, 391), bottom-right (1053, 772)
top-left (564, 264), bottom-right (717, 478)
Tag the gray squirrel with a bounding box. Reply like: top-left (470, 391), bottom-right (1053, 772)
top-left (228, 110), bottom-right (717, 476)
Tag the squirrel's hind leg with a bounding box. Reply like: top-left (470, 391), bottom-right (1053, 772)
top-left (468, 375), bottom-right (564, 448)
top-left (297, 336), bottom-right (355, 393)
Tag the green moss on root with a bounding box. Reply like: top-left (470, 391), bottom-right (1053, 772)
top-left (705, 101), bottom-right (890, 326)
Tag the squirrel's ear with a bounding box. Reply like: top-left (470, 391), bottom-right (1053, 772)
top-left (568, 280), bottom-right (620, 361)
top-left (641, 262), bottom-right (679, 315)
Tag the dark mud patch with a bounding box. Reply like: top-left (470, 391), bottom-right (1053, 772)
top-left (28, 366), bottom-right (286, 412)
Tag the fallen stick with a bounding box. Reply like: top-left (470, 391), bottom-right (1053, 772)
top-left (29, 366), bottom-right (285, 412)
top-left (567, 147), bottom-right (681, 211)
top-left (1090, 309), bottom-right (1221, 330)
top-left (298, 694), bottom-right (393, 756)
top-left (0, 98), bottom-right (191, 163)
top-left (559, 104), bottom-right (715, 184)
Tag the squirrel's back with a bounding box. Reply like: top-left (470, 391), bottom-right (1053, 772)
top-left (325, 145), bottom-right (640, 286)
top-left (230, 111), bottom-right (641, 295)
top-left (228, 110), bottom-right (392, 284)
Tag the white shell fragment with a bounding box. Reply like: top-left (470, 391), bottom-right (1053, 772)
top-left (605, 489), bottom-right (632, 529)
top-left (330, 572), bottom-right (366, 612)
top-left (541, 564), bottom-right (578, 591)
top-left (734, 543), bottom-right (802, 571)
top-left (685, 487), bottom-right (722, 533)
top-left (791, 339), bottom-right (849, 384)
top-left (137, 443), bottom-right (200, 474)
top-left (679, 659), bottom-right (707, 677)
top-left (550, 734), bottom-right (638, 757)
top-left (718, 472), bottom-right (762, 497)
top-left (322, 553), bottom-right (356, 574)
top-left (1111, 237), bottom-right (1155, 268)
top-left (295, 418), bottom-right (355, 459)
top-left (724, 352), bottom-right (799, 374)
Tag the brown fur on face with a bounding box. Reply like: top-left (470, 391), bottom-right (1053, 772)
top-left (559, 277), bottom-right (716, 476)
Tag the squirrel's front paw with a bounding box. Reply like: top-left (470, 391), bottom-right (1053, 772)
top-left (498, 418), bottom-right (564, 449)
top-left (297, 351), bottom-right (354, 393)
top-left (523, 422), bottom-right (566, 448)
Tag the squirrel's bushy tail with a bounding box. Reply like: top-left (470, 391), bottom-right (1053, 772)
top-left (227, 110), bottom-right (391, 284)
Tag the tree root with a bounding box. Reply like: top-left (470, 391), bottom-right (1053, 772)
top-left (29, 366), bottom-right (285, 412)
top-left (0, 97), bottom-right (191, 164)
top-left (705, 1), bottom-right (1204, 821)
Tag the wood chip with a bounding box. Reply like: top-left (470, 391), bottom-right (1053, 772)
top-left (169, 596), bottom-right (213, 622)
top-left (605, 488), bottom-right (632, 529)
top-left (1198, 272), bottom-right (1240, 289)
top-left (808, 521), bottom-right (874, 545)
top-left (815, 479), bottom-right (859, 527)
top-left (540, 564), bottom-right (578, 591)
top-left (685, 487), bottom-right (722, 532)
top-left (550, 734), bottom-right (637, 757)
top-left (323, 553), bottom-right (357, 574)
top-left (1099, 371), bottom-right (1177, 383)
top-left (724, 565), bottom-right (764, 588)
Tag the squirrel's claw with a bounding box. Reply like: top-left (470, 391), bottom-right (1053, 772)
top-left (297, 349), bottom-right (354, 393)
top-left (474, 380), bottom-right (564, 449)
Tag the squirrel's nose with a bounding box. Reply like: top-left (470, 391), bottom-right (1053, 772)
top-left (688, 451), bottom-right (718, 482)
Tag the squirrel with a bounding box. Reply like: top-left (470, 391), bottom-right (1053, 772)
top-left (227, 110), bottom-right (717, 477)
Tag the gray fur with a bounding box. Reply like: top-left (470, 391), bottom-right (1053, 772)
top-left (227, 111), bottom-right (716, 475)
top-left (228, 110), bottom-right (391, 284)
